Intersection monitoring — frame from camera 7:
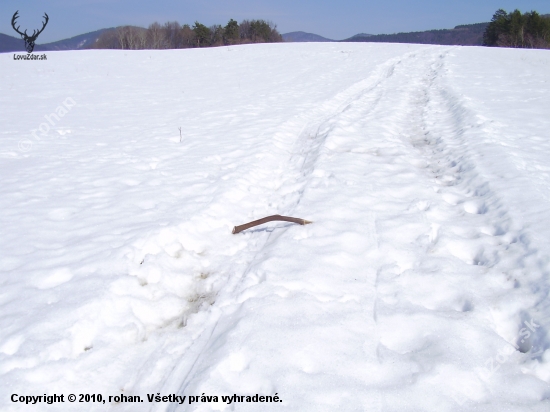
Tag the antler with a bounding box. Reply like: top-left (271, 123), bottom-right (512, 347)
top-left (232, 214), bottom-right (313, 234)
top-left (11, 11), bottom-right (49, 53)
top-left (11, 11), bottom-right (26, 37)
top-left (33, 13), bottom-right (49, 39)
top-left (11, 11), bottom-right (49, 41)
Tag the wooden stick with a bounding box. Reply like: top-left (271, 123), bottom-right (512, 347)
top-left (232, 214), bottom-right (313, 234)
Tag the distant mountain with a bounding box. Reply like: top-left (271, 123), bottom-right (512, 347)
top-left (35, 29), bottom-right (112, 51)
top-left (348, 33), bottom-right (373, 39)
top-left (342, 23), bottom-right (489, 46)
top-left (0, 28), bottom-right (111, 53)
top-left (282, 31), bottom-right (334, 42)
top-left (0, 32), bottom-right (24, 53)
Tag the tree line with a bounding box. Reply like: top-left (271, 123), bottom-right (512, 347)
top-left (93, 19), bottom-right (282, 50)
top-left (483, 9), bottom-right (550, 48)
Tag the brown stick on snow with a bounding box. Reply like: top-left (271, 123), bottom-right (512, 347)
top-left (232, 214), bottom-right (313, 234)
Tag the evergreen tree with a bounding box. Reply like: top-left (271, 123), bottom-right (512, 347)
top-left (524, 11), bottom-right (550, 48)
top-left (483, 9), bottom-right (508, 46)
top-left (224, 19), bottom-right (239, 44)
top-left (209, 25), bottom-right (224, 46)
top-left (192, 21), bottom-right (211, 47)
top-left (239, 19), bottom-right (282, 43)
top-left (483, 8), bottom-right (550, 48)
top-left (508, 9), bottom-right (525, 47)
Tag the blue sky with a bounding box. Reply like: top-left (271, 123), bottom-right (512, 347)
top-left (1, 0), bottom-right (549, 43)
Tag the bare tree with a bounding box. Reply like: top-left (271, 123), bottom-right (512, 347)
top-left (126, 27), bottom-right (142, 50)
top-left (148, 22), bottom-right (166, 49)
top-left (116, 26), bottom-right (127, 49)
top-left (181, 24), bottom-right (196, 48)
top-left (164, 21), bottom-right (182, 48)
top-left (137, 28), bottom-right (148, 49)
top-left (114, 26), bottom-right (146, 49)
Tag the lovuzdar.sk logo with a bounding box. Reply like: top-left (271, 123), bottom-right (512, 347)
top-left (11, 10), bottom-right (49, 53)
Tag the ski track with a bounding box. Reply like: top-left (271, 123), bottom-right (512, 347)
top-left (1, 44), bottom-right (549, 412)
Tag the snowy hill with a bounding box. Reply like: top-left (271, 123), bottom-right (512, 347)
top-left (1, 43), bottom-right (550, 411)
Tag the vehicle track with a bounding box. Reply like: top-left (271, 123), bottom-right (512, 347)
top-left (366, 49), bottom-right (549, 408)
top-left (150, 52), bottom-right (411, 412)
top-left (144, 47), bottom-right (549, 412)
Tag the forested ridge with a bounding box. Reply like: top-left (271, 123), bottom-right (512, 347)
top-left (93, 19), bottom-right (282, 49)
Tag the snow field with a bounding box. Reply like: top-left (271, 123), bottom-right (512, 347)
top-left (1, 43), bottom-right (550, 411)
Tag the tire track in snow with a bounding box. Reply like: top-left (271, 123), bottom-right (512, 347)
top-left (149, 53), bottom-right (413, 412)
top-left (260, 46), bottom-right (549, 409)
top-left (165, 47), bottom-right (494, 411)
top-left (170, 48), bottom-right (476, 411)
top-left (367, 49), bottom-right (550, 407)
top-left (143, 47), bottom-right (550, 411)
top-left (412, 52), bottom-right (550, 353)
top-left (264, 53), bottom-right (407, 219)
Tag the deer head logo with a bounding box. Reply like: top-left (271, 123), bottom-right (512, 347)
top-left (11, 11), bottom-right (49, 54)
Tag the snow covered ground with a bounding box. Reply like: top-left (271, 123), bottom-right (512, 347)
top-left (1, 43), bottom-right (550, 411)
